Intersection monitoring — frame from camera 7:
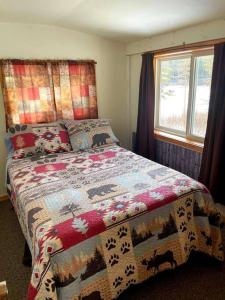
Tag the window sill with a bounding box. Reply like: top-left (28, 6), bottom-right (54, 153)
top-left (154, 129), bottom-right (204, 153)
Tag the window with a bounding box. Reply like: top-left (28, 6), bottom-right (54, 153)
top-left (155, 48), bottom-right (214, 143)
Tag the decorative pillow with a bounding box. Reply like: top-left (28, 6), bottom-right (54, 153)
top-left (65, 119), bottom-right (119, 152)
top-left (8, 122), bottom-right (71, 159)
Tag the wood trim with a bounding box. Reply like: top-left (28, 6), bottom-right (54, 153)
top-left (154, 130), bottom-right (203, 153)
top-left (154, 46), bottom-right (213, 59)
top-left (143, 37), bottom-right (225, 56)
top-left (0, 59), bottom-right (97, 64)
top-left (0, 194), bottom-right (9, 202)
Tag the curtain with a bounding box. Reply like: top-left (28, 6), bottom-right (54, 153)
top-left (52, 61), bottom-right (98, 120)
top-left (135, 53), bottom-right (155, 160)
top-left (1, 60), bottom-right (56, 126)
top-left (1, 60), bottom-right (98, 126)
top-left (199, 43), bottom-right (225, 205)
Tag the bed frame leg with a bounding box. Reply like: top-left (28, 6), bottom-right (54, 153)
top-left (23, 241), bottom-right (32, 267)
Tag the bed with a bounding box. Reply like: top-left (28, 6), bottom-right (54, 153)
top-left (7, 144), bottom-right (224, 300)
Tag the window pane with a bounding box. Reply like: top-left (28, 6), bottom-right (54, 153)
top-left (191, 55), bottom-right (213, 138)
top-left (158, 57), bottom-right (191, 132)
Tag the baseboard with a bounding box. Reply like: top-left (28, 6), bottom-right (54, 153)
top-left (0, 194), bottom-right (9, 202)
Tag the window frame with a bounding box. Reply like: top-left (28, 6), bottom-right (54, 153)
top-left (154, 48), bottom-right (214, 144)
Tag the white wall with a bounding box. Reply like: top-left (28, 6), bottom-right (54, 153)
top-left (1, 19), bottom-right (225, 195)
top-left (127, 19), bottom-right (225, 55)
top-left (126, 19), bottom-right (225, 145)
top-left (0, 22), bottom-right (127, 195)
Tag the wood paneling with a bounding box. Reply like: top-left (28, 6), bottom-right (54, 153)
top-left (132, 132), bottom-right (202, 180)
top-left (155, 139), bottom-right (202, 180)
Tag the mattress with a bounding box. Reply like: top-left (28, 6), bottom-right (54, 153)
top-left (7, 145), bottom-right (224, 300)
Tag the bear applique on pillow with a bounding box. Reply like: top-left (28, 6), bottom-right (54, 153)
top-left (64, 119), bottom-right (119, 152)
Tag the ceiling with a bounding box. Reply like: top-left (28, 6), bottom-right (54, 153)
top-left (0, 0), bottom-right (225, 42)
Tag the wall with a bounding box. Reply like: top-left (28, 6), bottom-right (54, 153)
top-left (126, 19), bottom-right (225, 145)
top-left (0, 23), bottom-right (127, 195)
top-left (1, 19), bottom-right (225, 194)
top-left (127, 19), bottom-right (225, 55)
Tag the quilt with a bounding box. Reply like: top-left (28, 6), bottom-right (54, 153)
top-left (7, 145), bottom-right (224, 300)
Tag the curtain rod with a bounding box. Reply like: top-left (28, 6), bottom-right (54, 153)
top-left (127, 37), bottom-right (225, 56)
top-left (0, 59), bottom-right (97, 64)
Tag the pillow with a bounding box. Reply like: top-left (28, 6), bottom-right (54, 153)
top-left (65, 119), bottom-right (119, 152)
top-left (8, 122), bottom-right (71, 159)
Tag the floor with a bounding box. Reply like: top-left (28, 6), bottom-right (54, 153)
top-left (0, 200), bottom-right (225, 300)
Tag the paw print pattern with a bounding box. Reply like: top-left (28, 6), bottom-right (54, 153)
top-left (184, 242), bottom-right (189, 253)
top-left (187, 211), bottom-right (192, 221)
top-left (125, 265), bottom-right (135, 277)
top-left (45, 278), bottom-right (55, 293)
top-left (184, 243), bottom-right (197, 254)
top-left (113, 276), bottom-right (123, 288)
top-left (126, 279), bottom-right (136, 287)
top-left (37, 157), bottom-right (57, 165)
top-left (180, 221), bottom-right (187, 232)
top-left (105, 238), bottom-right (116, 250)
top-left (217, 255), bottom-right (224, 261)
top-left (185, 198), bottom-right (192, 207)
top-left (188, 231), bottom-right (196, 242)
top-left (117, 289), bottom-right (123, 296)
top-left (218, 243), bottom-right (224, 252)
top-left (109, 254), bottom-right (119, 267)
top-left (121, 242), bottom-right (130, 254)
top-left (118, 226), bottom-right (128, 238)
top-left (177, 207), bottom-right (185, 217)
top-left (190, 244), bottom-right (197, 252)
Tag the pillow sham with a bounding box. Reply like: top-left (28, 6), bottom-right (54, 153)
top-left (8, 122), bottom-right (71, 159)
top-left (65, 119), bottom-right (119, 152)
